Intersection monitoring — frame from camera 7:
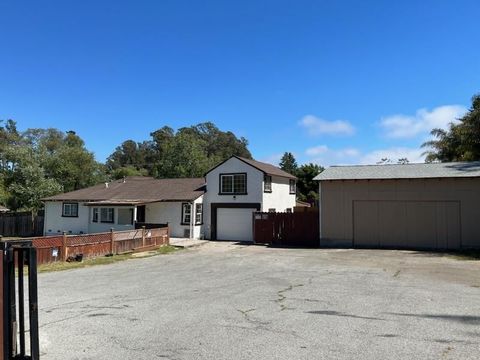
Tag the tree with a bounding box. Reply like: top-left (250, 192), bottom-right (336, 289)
top-left (377, 158), bottom-right (410, 165)
top-left (296, 163), bottom-right (324, 204)
top-left (423, 94), bottom-right (480, 162)
top-left (7, 163), bottom-right (62, 214)
top-left (105, 122), bottom-right (252, 178)
top-left (279, 152), bottom-right (298, 175)
top-left (29, 129), bottom-right (104, 192)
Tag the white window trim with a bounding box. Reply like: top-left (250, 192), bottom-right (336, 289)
top-left (62, 202), bottom-right (78, 217)
top-left (195, 203), bottom-right (203, 225)
top-left (182, 203), bottom-right (192, 225)
top-left (220, 173), bottom-right (247, 194)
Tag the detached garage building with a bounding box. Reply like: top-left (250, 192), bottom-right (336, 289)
top-left (314, 162), bottom-right (480, 250)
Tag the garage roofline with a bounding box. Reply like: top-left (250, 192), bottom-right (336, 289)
top-left (314, 161), bottom-right (480, 181)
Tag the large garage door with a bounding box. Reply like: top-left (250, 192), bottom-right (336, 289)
top-left (217, 208), bottom-right (256, 242)
top-left (353, 201), bottom-right (461, 250)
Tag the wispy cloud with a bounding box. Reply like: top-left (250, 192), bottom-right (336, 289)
top-left (380, 105), bottom-right (467, 139)
top-left (305, 145), bottom-right (424, 166)
top-left (300, 115), bottom-right (355, 136)
top-left (305, 145), bottom-right (360, 165)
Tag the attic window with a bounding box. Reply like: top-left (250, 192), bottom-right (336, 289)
top-left (62, 203), bottom-right (78, 217)
top-left (220, 173), bottom-right (247, 194)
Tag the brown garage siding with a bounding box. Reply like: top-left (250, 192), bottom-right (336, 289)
top-left (319, 178), bottom-right (480, 250)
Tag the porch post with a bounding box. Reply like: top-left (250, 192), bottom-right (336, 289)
top-left (190, 202), bottom-right (193, 240)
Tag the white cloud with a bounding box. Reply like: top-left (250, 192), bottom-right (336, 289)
top-left (380, 105), bottom-right (467, 139)
top-left (305, 145), bottom-right (329, 156)
top-left (360, 147), bottom-right (425, 165)
top-left (304, 145), bottom-right (425, 166)
top-left (300, 115), bottom-right (355, 136)
top-left (305, 145), bottom-right (360, 165)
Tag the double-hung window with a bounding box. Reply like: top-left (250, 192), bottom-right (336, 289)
top-left (220, 173), bottom-right (246, 194)
top-left (62, 203), bottom-right (78, 217)
top-left (92, 208), bottom-right (99, 222)
top-left (289, 180), bottom-right (296, 194)
top-left (100, 208), bottom-right (114, 223)
top-left (264, 175), bottom-right (272, 192)
top-left (195, 204), bottom-right (203, 225)
top-left (182, 203), bottom-right (192, 225)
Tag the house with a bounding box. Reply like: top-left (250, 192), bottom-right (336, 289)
top-left (314, 161), bottom-right (480, 250)
top-left (42, 155), bottom-right (296, 241)
top-left (43, 177), bottom-right (205, 238)
top-left (203, 156), bottom-right (296, 241)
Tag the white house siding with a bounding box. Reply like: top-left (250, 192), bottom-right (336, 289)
top-left (262, 176), bottom-right (296, 212)
top-left (204, 157), bottom-right (264, 239)
top-left (145, 195), bottom-right (204, 239)
top-left (44, 201), bottom-right (136, 235)
top-left (87, 206), bottom-right (135, 234)
top-left (44, 201), bottom-right (90, 235)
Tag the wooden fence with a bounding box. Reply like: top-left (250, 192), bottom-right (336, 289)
top-left (0, 211), bottom-right (44, 237)
top-left (253, 211), bottom-right (319, 247)
top-left (28, 227), bottom-right (169, 265)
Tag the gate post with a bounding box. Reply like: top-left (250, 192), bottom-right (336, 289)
top-left (1, 241), bottom-right (40, 360)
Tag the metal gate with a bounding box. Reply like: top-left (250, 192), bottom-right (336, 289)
top-left (1, 241), bottom-right (40, 360)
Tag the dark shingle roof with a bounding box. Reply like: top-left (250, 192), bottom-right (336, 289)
top-left (235, 156), bottom-right (297, 179)
top-left (43, 177), bottom-right (206, 202)
top-left (314, 161), bottom-right (480, 181)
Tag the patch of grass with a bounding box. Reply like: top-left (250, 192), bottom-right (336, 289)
top-left (39, 245), bottom-right (181, 273)
top-left (448, 250), bottom-right (480, 261)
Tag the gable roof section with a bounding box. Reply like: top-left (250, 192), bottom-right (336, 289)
top-left (43, 177), bottom-right (206, 203)
top-left (314, 161), bottom-right (480, 181)
top-left (206, 155), bottom-right (297, 179)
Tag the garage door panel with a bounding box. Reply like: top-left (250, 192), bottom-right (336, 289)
top-left (445, 202), bottom-right (461, 249)
top-left (217, 208), bottom-right (255, 242)
top-left (406, 202), bottom-right (437, 248)
top-left (354, 200), bottom-right (461, 250)
top-left (379, 201), bottom-right (407, 248)
top-left (353, 201), bottom-right (378, 247)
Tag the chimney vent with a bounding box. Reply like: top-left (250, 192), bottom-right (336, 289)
top-left (105, 182), bottom-right (109, 189)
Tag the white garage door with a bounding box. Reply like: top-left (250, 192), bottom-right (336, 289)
top-left (216, 208), bottom-right (256, 242)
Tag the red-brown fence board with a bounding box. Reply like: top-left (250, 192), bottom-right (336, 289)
top-left (15, 227), bottom-right (169, 265)
top-left (253, 211), bottom-right (319, 247)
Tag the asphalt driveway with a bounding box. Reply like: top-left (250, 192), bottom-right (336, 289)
top-left (38, 242), bottom-right (480, 360)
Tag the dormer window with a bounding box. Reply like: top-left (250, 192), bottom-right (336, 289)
top-left (264, 175), bottom-right (272, 192)
top-left (220, 173), bottom-right (247, 195)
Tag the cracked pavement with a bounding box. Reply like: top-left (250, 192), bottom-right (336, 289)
top-left (39, 242), bottom-right (480, 359)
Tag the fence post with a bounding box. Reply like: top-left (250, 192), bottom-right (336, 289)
top-left (62, 231), bottom-right (67, 261)
top-left (110, 228), bottom-right (115, 255)
top-left (167, 222), bottom-right (170, 243)
top-left (142, 226), bottom-right (146, 247)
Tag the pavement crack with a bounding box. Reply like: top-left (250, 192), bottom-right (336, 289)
top-left (237, 308), bottom-right (256, 319)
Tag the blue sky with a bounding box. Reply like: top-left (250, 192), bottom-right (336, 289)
top-left (1, 0), bottom-right (479, 166)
